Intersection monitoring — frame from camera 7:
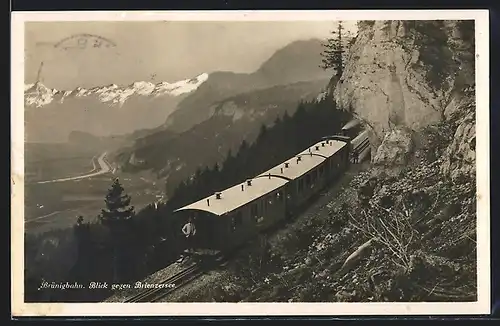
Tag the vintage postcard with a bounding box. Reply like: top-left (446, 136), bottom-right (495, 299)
top-left (11, 10), bottom-right (490, 317)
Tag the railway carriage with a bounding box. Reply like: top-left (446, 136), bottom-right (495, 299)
top-left (350, 130), bottom-right (370, 163)
top-left (172, 137), bottom-right (351, 255)
top-left (173, 175), bottom-right (289, 251)
top-left (257, 138), bottom-right (349, 216)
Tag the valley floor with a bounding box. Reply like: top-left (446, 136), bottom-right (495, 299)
top-left (24, 169), bottom-right (164, 234)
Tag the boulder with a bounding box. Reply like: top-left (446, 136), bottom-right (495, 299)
top-left (372, 127), bottom-right (414, 166)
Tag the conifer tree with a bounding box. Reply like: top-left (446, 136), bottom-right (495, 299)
top-left (320, 21), bottom-right (352, 77)
top-left (100, 178), bottom-right (135, 224)
top-left (99, 178), bottom-right (135, 282)
top-left (73, 215), bottom-right (91, 281)
top-left (237, 139), bottom-right (249, 158)
top-left (257, 124), bottom-right (268, 142)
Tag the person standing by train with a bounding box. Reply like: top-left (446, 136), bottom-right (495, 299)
top-left (181, 217), bottom-right (197, 261)
top-left (352, 150), bottom-right (359, 164)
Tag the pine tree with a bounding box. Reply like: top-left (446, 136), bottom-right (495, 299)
top-left (100, 178), bottom-right (135, 224)
top-left (257, 124), bottom-right (268, 142)
top-left (237, 139), bottom-right (249, 158)
top-left (320, 21), bottom-right (352, 77)
top-left (73, 215), bottom-right (91, 282)
top-left (99, 178), bottom-right (135, 282)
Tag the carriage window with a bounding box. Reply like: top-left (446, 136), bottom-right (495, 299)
top-left (312, 170), bottom-right (317, 182)
top-left (268, 195), bottom-right (274, 205)
top-left (235, 211), bottom-right (243, 225)
top-left (252, 202), bottom-right (263, 224)
top-left (251, 203), bottom-right (258, 216)
top-left (319, 165), bottom-right (324, 175)
top-left (298, 179), bottom-right (304, 192)
top-left (231, 211), bottom-right (243, 232)
top-left (276, 191), bottom-right (283, 201)
top-left (306, 173), bottom-right (311, 186)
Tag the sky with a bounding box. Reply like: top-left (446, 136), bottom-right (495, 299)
top-left (24, 21), bottom-right (358, 90)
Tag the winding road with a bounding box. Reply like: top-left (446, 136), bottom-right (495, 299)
top-left (36, 152), bottom-right (112, 184)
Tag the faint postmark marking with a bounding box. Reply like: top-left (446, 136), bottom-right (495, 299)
top-left (53, 34), bottom-right (117, 50)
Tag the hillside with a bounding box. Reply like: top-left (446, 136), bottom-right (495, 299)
top-left (114, 78), bottom-right (330, 193)
top-left (24, 74), bottom-right (208, 142)
top-left (163, 39), bottom-right (331, 133)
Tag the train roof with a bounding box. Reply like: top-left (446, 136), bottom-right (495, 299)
top-left (299, 139), bottom-right (347, 157)
top-left (173, 175), bottom-right (288, 216)
top-left (257, 139), bottom-right (347, 180)
top-left (173, 138), bottom-right (347, 217)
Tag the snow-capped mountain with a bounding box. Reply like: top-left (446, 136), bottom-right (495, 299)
top-left (24, 73), bottom-right (209, 143)
top-left (24, 73), bottom-right (209, 108)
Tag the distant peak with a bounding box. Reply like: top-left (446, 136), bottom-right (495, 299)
top-left (24, 83), bottom-right (35, 92)
top-left (196, 72), bottom-right (209, 81)
top-left (26, 81), bottom-right (54, 93)
top-left (132, 81), bottom-right (155, 87)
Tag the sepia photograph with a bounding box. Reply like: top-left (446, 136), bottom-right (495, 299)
top-left (11, 10), bottom-right (490, 316)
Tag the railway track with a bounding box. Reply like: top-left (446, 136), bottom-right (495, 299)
top-left (124, 264), bottom-right (204, 302)
top-left (123, 250), bottom-right (230, 303)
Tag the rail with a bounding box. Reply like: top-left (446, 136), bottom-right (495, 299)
top-left (124, 264), bottom-right (203, 302)
top-left (353, 139), bottom-right (370, 154)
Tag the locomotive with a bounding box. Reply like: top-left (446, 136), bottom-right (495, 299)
top-left (172, 122), bottom-right (367, 259)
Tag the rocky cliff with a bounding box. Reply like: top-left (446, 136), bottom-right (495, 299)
top-left (333, 20), bottom-right (475, 179)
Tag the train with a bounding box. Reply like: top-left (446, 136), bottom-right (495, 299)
top-left (350, 130), bottom-right (371, 163)
top-left (172, 120), bottom-right (369, 259)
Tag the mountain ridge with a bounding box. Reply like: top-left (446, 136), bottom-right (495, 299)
top-left (114, 77), bottom-right (331, 192)
top-left (163, 38), bottom-right (331, 133)
top-left (24, 73), bottom-right (209, 142)
top-left (24, 73), bottom-right (209, 108)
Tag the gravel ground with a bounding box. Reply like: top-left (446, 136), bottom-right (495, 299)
top-left (157, 267), bottom-right (233, 302)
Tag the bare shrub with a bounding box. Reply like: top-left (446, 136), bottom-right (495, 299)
top-left (348, 201), bottom-right (417, 272)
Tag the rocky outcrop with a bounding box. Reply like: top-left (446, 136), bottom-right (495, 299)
top-left (333, 20), bottom-right (475, 177)
top-left (440, 86), bottom-right (476, 180)
top-left (372, 127), bottom-right (415, 166)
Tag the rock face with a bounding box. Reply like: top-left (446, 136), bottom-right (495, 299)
top-left (440, 86), bottom-right (476, 180)
top-left (333, 20), bottom-right (475, 178)
top-left (372, 127), bottom-right (414, 166)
